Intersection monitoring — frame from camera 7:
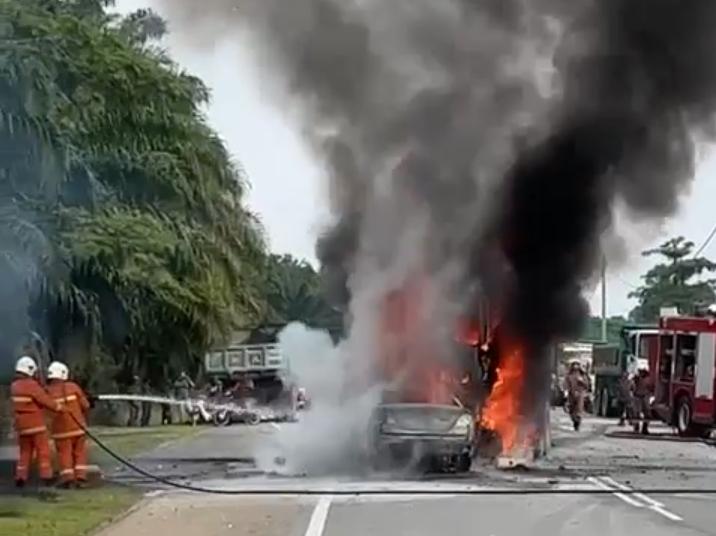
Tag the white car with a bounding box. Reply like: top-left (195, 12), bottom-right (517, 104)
top-left (369, 403), bottom-right (474, 473)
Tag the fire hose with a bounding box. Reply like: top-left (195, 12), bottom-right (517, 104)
top-left (62, 393), bottom-right (716, 496)
top-left (96, 394), bottom-right (261, 417)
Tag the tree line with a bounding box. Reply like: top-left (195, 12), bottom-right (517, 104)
top-left (584, 235), bottom-right (716, 342)
top-left (0, 1), bottom-right (335, 391)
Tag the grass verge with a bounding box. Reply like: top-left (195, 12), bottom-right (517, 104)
top-left (0, 486), bottom-right (141, 536)
top-left (0, 425), bottom-right (201, 536)
top-left (90, 424), bottom-right (201, 464)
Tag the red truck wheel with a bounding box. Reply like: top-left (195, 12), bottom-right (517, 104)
top-left (676, 397), bottom-right (692, 436)
top-left (675, 397), bottom-right (711, 438)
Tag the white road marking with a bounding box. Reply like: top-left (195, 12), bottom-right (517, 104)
top-left (587, 476), bottom-right (645, 508)
top-left (589, 476), bottom-right (682, 522)
top-left (599, 476), bottom-right (683, 522)
top-left (304, 495), bottom-right (332, 536)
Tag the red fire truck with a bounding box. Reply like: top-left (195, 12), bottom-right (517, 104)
top-left (648, 314), bottom-right (716, 438)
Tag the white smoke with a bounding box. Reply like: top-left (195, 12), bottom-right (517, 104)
top-left (253, 322), bottom-right (382, 475)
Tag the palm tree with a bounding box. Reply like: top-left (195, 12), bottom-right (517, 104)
top-left (0, 0), bottom-right (268, 387)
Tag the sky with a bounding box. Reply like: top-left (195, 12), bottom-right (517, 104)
top-left (115, 1), bottom-right (716, 317)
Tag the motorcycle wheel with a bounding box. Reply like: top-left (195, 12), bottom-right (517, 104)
top-left (213, 410), bottom-right (231, 427)
top-left (246, 412), bottom-right (261, 425)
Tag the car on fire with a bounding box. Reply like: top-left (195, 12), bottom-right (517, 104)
top-left (369, 403), bottom-right (475, 473)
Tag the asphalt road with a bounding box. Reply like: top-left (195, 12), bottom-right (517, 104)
top-left (98, 412), bottom-right (716, 536)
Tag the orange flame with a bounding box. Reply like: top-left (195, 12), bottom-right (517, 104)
top-left (376, 275), bottom-right (482, 407)
top-left (480, 345), bottom-right (525, 453)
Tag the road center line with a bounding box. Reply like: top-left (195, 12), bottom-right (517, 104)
top-left (304, 495), bottom-right (333, 536)
top-left (589, 476), bottom-right (682, 522)
top-left (599, 476), bottom-right (683, 522)
top-left (587, 476), bottom-right (645, 508)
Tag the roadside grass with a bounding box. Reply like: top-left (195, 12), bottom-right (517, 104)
top-left (0, 425), bottom-right (201, 536)
top-left (90, 424), bottom-right (201, 464)
top-left (0, 486), bottom-right (140, 536)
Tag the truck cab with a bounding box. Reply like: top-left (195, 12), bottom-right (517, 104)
top-left (592, 327), bottom-right (658, 417)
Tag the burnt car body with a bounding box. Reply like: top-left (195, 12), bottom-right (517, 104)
top-left (369, 403), bottom-right (475, 472)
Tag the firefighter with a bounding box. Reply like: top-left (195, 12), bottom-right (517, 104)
top-left (616, 371), bottom-right (634, 426)
top-left (564, 360), bottom-right (591, 431)
top-left (46, 361), bottom-right (91, 488)
top-left (632, 366), bottom-right (652, 435)
top-left (11, 356), bottom-right (64, 488)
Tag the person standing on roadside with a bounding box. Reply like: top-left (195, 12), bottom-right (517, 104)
top-left (632, 367), bottom-right (652, 435)
top-left (173, 371), bottom-right (194, 423)
top-left (11, 356), bottom-right (64, 488)
top-left (616, 371), bottom-right (634, 426)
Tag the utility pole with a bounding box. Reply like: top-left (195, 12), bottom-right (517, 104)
top-left (601, 255), bottom-right (608, 342)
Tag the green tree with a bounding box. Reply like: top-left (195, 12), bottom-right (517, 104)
top-left (262, 254), bottom-right (341, 328)
top-left (0, 0), bottom-right (267, 388)
top-left (629, 237), bottom-right (716, 323)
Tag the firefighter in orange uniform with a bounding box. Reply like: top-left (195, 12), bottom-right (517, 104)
top-left (46, 361), bottom-right (91, 488)
top-left (11, 356), bottom-right (64, 488)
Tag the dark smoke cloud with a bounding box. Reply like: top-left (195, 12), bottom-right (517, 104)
top-left (154, 0), bottom-right (716, 406)
top-left (503, 0), bottom-right (716, 344)
top-left (155, 0), bottom-right (544, 308)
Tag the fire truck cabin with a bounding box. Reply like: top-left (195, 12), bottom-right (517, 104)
top-left (653, 314), bottom-right (716, 438)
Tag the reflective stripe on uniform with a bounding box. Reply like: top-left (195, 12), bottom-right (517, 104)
top-left (55, 395), bottom-right (78, 403)
top-left (12, 396), bottom-right (33, 403)
top-left (52, 430), bottom-right (84, 439)
top-left (59, 469), bottom-right (74, 475)
top-left (18, 426), bottom-right (47, 435)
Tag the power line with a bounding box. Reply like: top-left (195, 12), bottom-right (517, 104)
top-left (693, 222), bottom-right (716, 258)
top-left (615, 273), bottom-right (640, 291)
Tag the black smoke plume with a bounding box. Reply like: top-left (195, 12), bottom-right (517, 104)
top-left (156, 0), bottom-right (716, 413)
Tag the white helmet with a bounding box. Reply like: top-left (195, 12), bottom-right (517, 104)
top-left (48, 361), bottom-right (69, 381)
top-left (15, 356), bottom-right (38, 376)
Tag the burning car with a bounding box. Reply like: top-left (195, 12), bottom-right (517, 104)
top-left (369, 403), bottom-right (474, 472)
